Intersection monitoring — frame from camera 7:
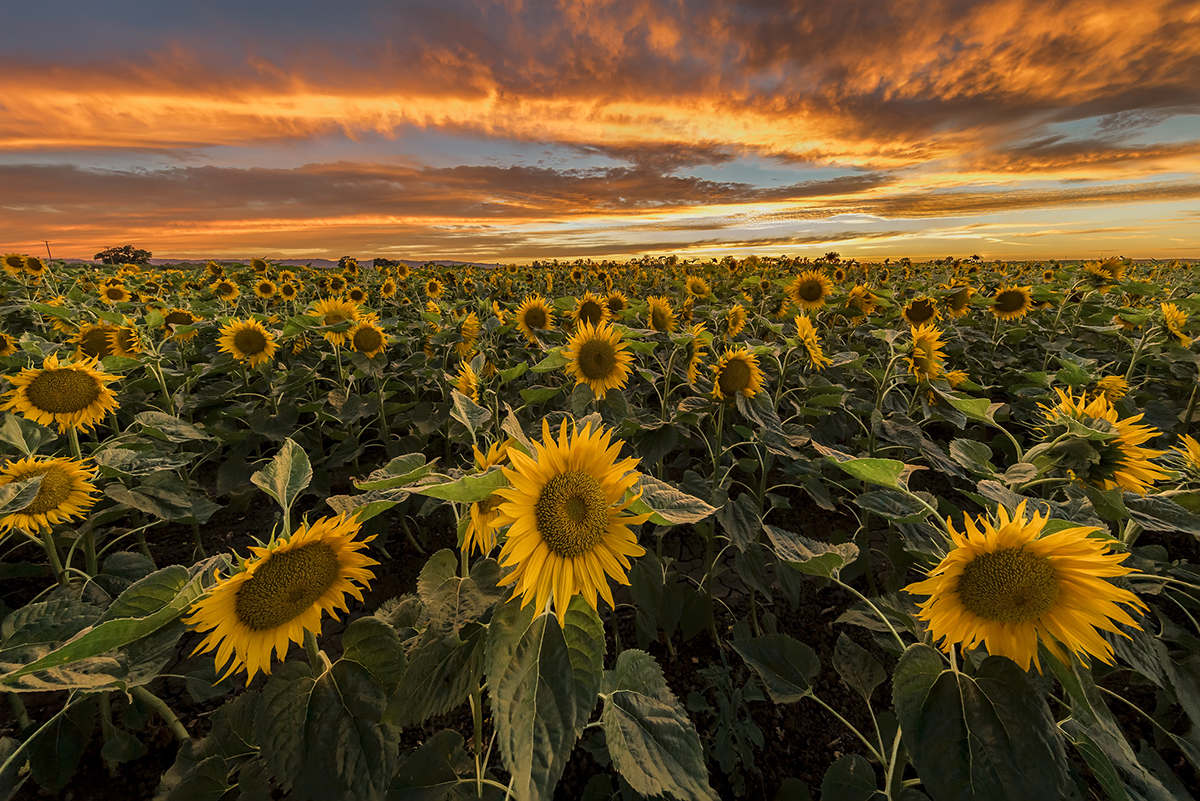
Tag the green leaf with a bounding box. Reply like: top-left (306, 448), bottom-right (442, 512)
top-left (385, 624), bottom-right (486, 728)
top-left (0, 475), bottom-right (45, 519)
top-left (731, 634), bottom-right (820, 704)
top-left (389, 729), bottom-right (474, 801)
top-left (600, 650), bottom-right (717, 801)
top-left (945, 394), bottom-right (1002, 424)
top-left (1, 559), bottom-right (220, 688)
top-left (104, 472), bottom-right (218, 523)
top-left (820, 754), bottom-right (879, 801)
top-left (832, 633), bottom-right (885, 704)
top-left (1125, 494), bottom-right (1200, 535)
top-left (486, 596), bottom-right (605, 801)
top-left (134, 412), bottom-right (213, 442)
top-left (763, 524), bottom-right (858, 579)
top-left (531, 349), bottom-right (570, 372)
top-left (92, 447), bottom-right (197, 477)
top-left (949, 439), bottom-right (995, 475)
top-left (520, 386), bottom-right (563, 405)
top-left (342, 616), bottom-right (406, 691)
top-left (894, 644), bottom-right (1079, 801)
top-left (250, 437), bottom-right (312, 516)
top-left (716, 493), bottom-right (762, 552)
top-left (826, 456), bottom-right (906, 489)
top-left (28, 300), bottom-right (75, 320)
top-left (411, 468), bottom-right (508, 504)
top-left (353, 453), bottom-right (435, 490)
top-left (258, 660), bottom-right (398, 801)
top-left (0, 413), bottom-right (56, 455)
top-left (27, 697), bottom-right (97, 793)
top-left (417, 550), bottom-right (503, 638)
top-left (628, 474), bottom-right (717, 525)
top-left (854, 489), bottom-right (930, 523)
top-left (450, 389), bottom-right (492, 435)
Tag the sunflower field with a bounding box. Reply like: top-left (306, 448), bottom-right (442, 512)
top-left (1, 251), bottom-right (1199, 800)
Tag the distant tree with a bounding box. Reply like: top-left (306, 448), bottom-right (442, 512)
top-left (371, 257), bottom-right (399, 268)
top-left (823, 251), bottom-right (842, 263)
top-left (95, 245), bottom-right (152, 265)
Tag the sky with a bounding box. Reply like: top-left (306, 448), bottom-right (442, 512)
top-left (2, 0), bottom-right (1199, 263)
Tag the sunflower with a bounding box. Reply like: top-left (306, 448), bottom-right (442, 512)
top-left (211, 279), bottom-right (239, 301)
top-left (685, 276), bottom-right (711, 298)
top-left (464, 440), bottom-right (511, 556)
top-left (787, 270), bottom-right (832, 312)
top-left (395, 264), bottom-right (412, 280)
top-left (380, 277), bottom-right (397, 299)
top-left (902, 298), bottom-right (939, 327)
top-left (647, 296), bottom-right (676, 333)
top-left (217, 319), bottom-right (278, 367)
top-left (205, 261), bottom-right (224, 278)
top-left (1170, 434), bottom-right (1200, 477)
top-left (22, 257), bottom-right (47, 278)
top-left (163, 309), bottom-right (199, 342)
top-left (907, 324), bottom-right (946, 382)
top-left (942, 284), bottom-right (973, 319)
top-left (726, 304), bottom-right (747, 338)
top-left (99, 284), bottom-right (131, 305)
top-left (563, 320), bottom-right (633, 399)
top-left (847, 285), bottom-right (876, 317)
top-left (1083, 257), bottom-right (1126, 286)
top-left (493, 420), bottom-right (649, 623)
top-left (109, 325), bottom-right (142, 358)
top-left (794, 315), bottom-right (832, 370)
top-left (184, 514), bottom-right (378, 684)
top-left (278, 283), bottom-right (299, 302)
top-left (347, 321), bottom-right (387, 358)
top-left (250, 257), bottom-right (270, 273)
top-left (0, 332), bottom-right (15, 358)
top-left (574, 292), bottom-right (609, 328)
top-left (254, 279), bottom-right (277, 300)
top-left (1040, 389), bottom-right (1168, 495)
top-left (992, 286), bottom-right (1033, 320)
top-left (0, 456), bottom-right (98, 533)
top-left (346, 286), bottom-right (368, 305)
top-left (2, 354), bottom-right (119, 432)
top-left (74, 322), bottom-right (118, 360)
top-left (684, 323), bottom-right (708, 385)
top-left (1094, 376), bottom-right (1129, 403)
top-left (454, 361), bottom-right (479, 402)
top-left (425, 278), bottom-right (444, 299)
top-left (712, 347), bottom-right (764, 401)
top-left (2, 254), bottom-right (25, 276)
top-left (604, 291), bottom-right (629, 318)
top-left (515, 295), bottom-right (554, 344)
top-left (308, 298), bottom-right (360, 345)
top-left (327, 274), bottom-right (347, 294)
top-left (1161, 302), bottom-right (1192, 347)
top-left (906, 501), bottom-right (1146, 673)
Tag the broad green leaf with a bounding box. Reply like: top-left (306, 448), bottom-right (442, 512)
top-left (385, 624), bottom-right (486, 728)
top-left (353, 453), bottom-right (434, 490)
top-left (417, 550), bottom-right (503, 638)
top-left (520, 386), bottom-right (563, 405)
top-left (486, 597), bottom-right (605, 801)
top-left (0, 559), bottom-right (221, 687)
top-left (826, 456), bottom-right (906, 489)
top-left (411, 468), bottom-right (508, 503)
top-left (731, 634), bottom-right (820, 704)
top-left (258, 660), bottom-right (398, 801)
top-left (894, 645), bottom-right (1079, 801)
top-left (250, 437), bottom-right (312, 515)
top-left (450, 389), bottom-right (492, 435)
top-left (716, 493), bottom-right (762, 552)
top-left (134, 412), bottom-right (213, 442)
top-left (854, 489), bottom-right (929, 523)
top-left (531, 349), bottom-right (569, 372)
top-left (29, 300), bottom-right (75, 320)
top-left (820, 754), bottom-right (878, 801)
top-left (628, 474), bottom-right (717, 525)
top-left (389, 729), bottom-right (476, 801)
top-left (949, 438), bottom-right (995, 475)
top-left (27, 697), bottom-right (97, 794)
top-left (342, 617), bottom-right (406, 691)
top-left (0, 475), bottom-right (45, 519)
top-left (600, 650), bottom-right (717, 801)
top-left (1125, 494), bottom-right (1200, 535)
top-left (763, 524), bottom-right (858, 579)
top-left (92, 447), bottom-right (197, 477)
top-left (945, 394), bottom-right (1001, 424)
top-left (0, 413), bottom-right (56, 455)
top-left (832, 633), bottom-right (885, 704)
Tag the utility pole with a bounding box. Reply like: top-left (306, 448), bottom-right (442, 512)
top-left (43, 241), bottom-right (52, 261)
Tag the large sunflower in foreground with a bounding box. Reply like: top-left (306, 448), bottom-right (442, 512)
top-left (992, 286), bottom-right (1034, 320)
top-left (788, 270), bottom-right (834, 311)
top-left (217, 319), bottom-right (278, 367)
top-left (515, 295), bottom-right (554, 343)
top-left (563, 320), bottom-right (633, 398)
top-left (493, 420), bottom-right (649, 623)
top-left (1040, 388), bottom-right (1168, 495)
top-left (906, 500), bottom-right (1146, 673)
top-left (712, 347), bottom-right (764, 401)
top-left (184, 514), bottom-right (378, 684)
top-left (2, 354), bottom-right (119, 432)
top-left (0, 456), bottom-right (98, 534)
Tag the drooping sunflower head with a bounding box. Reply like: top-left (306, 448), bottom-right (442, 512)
top-left (1161, 302), bottom-right (1192, 347)
top-left (793, 314), bottom-right (833, 371)
top-left (684, 322), bottom-right (709, 385)
top-left (902, 297), bottom-right (939, 327)
top-left (907, 324), bottom-right (946, 382)
top-left (109, 325), bottom-right (142, 358)
top-left (788, 270), bottom-right (834, 312)
top-left (1039, 388), bottom-right (1168, 495)
top-left (992, 286), bottom-right (1033, 320)
top-left (942, 283), bottom-right (973, 318)
top-left (0, 332), bottom-right (15, 358)
top-left (465, 440), bottom-right (513, 556)
top-left (211, 279), bottom-right (240, 301)
top-left (575, 293), bottom-right (609, 328)
top-left (218, 318), bottom-right (278, 367)
top-left (1169, 434), bottom-right (1200, 479)
top-left (454, 360), bottom-right (479, 402)
top-left (493, 419), bottom-right (650, 623)
top-left (906, 500), bottom-right (1147, 672)
top-left (1094, 375), bottom-right (1129, 403)
top-left (1083, 257), bottom-right (1127, 286)
top-left (848, 285), bottom-right (877, 317)
top-left (0, 456), bottom-right (98, 534)
top-left (515, 295), bottom-right (554, 344)
top-left (647, 295), bottom-right (676, 333)
top-left (564, 320), bottom-right (633, 399)
top-left (726, 304), bottom-right (747, 338)
top-left (184, 514), bottom-right (378, 684)
top-left (163, 309), bottom-right (199, 341)
top-left (712, 347), bottom-right (764, 401)
top-left (1, 354), bottom-right (120, 432)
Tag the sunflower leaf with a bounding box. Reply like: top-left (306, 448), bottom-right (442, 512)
top-left (250, 437), bottom-right (312, 520)
top-left (600, 650), bottom-right (717, 801)
top-left (0, 475), bottom-right (44, 518)
top-left (411, 467), bottom-right (508, 504)
top-left (763, 524), bottom-right (858, 579)
top-left (0, 413), bottom-right (56, 455)
top-left (486, 596), bottom-right (604, 801)
top-left (629, 474), bottom-right (717, 525)
top-left (384, 623), bottom-right (485, 728)
top-left (731, 634), bottom-right (820, 704)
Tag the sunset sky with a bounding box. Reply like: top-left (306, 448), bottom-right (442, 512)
top-left (3, 0), bottom-right (1199, 263)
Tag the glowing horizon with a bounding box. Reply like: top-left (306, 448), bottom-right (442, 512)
top-left (3, 0), bottom-right (1199, 262)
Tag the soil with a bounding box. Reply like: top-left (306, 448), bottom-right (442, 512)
top-left (3, 474), bottom-right (1199, 800)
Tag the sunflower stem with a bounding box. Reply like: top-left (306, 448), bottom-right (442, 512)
top-left (304, 629), bottom-right (324, 673)
top-left (131, 686), bottom-right (189, 742)
top-left (38, 526), bottom-right (69, 586)
top-left (808, 693), bottom-right (886, 765)
top-left (97, 692), bottom-right (120, 777)
top-left (83, 529), bottom-right (99, 577)
top-left (835, 578), bottom-right (907, 652)
top-left (67, 426), bottom-right (83, 461)
top-left (190, 518), bottom-right (206, 559)
top-left (135, 528), bottom-right (157, 567)
top-left (470, 684), bottom-right (484, 796)
top-left (1181, 377), bottom-right (1199, 433)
